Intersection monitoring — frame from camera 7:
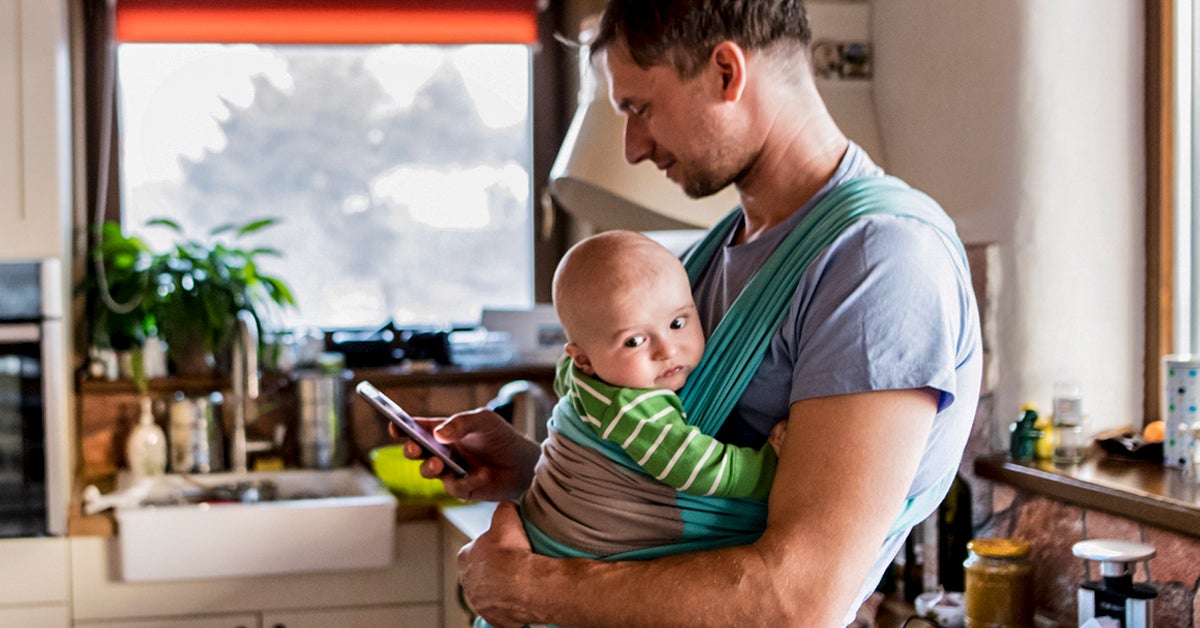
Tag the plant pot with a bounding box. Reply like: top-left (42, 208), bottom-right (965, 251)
top-left (170, 338), bottom-right (216, 377)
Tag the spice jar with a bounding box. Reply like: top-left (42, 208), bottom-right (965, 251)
top-left (963, 538), bottom-right (1034, 627)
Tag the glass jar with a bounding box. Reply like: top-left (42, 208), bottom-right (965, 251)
top-left (963, 538), bottom-right (1034, 627)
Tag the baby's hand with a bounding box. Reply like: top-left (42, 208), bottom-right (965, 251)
top-left (768, 420), bottom-right (788, 455)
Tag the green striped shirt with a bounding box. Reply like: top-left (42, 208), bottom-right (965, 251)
top-left (554, 357), bottom-right (777, 500)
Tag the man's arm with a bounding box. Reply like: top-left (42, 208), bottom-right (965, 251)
top-left (457, 387), bottom-right (937, 627)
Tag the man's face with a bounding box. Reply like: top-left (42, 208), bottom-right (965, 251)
top-left (603, 44), bottom-right (746, 200)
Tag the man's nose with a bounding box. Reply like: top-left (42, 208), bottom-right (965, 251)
top-left (623, 116), bottom-right (652, 165)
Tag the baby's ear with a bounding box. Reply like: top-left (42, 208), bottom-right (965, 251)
top-left (564, 342), bottom-right (595, 375)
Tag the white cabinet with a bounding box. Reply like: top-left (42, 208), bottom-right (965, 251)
top-left (71, 521), bottom-right (442, 626)
top-left (70, 614), bottom-right (257, 628)
top-left (441, 516), bottom-right (475, 628)
top-left (0, 537), bottom-right (71, 627)
top-left (0, 606), bottom-right (71, 628)
top-left (263, 605), bottom-right (439, 627)
top-left (440, 502), bottom-right (497, 628)
top-left (0, 0), bottom-right (72, 260)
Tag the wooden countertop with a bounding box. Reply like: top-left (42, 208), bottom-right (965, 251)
top-left (974, 451), bottom-right (1200, 537)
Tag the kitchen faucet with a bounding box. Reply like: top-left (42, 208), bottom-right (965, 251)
top-left (230, 309), bottom-right (259, 474)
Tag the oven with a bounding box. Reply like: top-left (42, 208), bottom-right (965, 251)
top-left (0, 259), bottom-right (68, 537)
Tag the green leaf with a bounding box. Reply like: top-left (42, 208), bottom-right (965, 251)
top-left (237, 218), bottom-right (277, 236)
top-left (145, 217), bottom-right (184, 233)
top-left (208, 223), bottom-right (237, 238)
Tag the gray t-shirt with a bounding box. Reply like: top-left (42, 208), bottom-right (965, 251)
top-left (691, 142), bottom-right (982, 622)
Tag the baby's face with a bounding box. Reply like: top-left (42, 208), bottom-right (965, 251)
top-left (570, 268), bottom-right (705, 391)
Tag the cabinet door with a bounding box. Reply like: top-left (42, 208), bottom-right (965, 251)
top-left (0, 606), bottom-right (71, 628)
top-left (71, 522), bottom-right (440, 622)
top-left (0, 0), bottom-right (71, 260)
top-left (0, 0), bottom-right (18, 216)
top-left (262, 604), bottom-right (438, 628)
top-left (74, 614), bottom-right (259, 628)
top-left (441, 518), bottom-right (476, 628)
top-left (0, 538), bottom-right (70, 605)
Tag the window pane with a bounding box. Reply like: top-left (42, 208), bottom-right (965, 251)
top-left (117, 43), bottom-right (534, 330)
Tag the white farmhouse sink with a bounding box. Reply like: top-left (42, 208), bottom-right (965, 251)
top-left (114, 466), bottom-right (397, 582)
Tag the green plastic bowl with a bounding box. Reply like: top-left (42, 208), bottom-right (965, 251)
top-left (369, 445), bottom-right (450, 499)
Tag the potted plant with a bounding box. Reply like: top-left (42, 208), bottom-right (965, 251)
top-left (145, 217), bottom-right (295, 376)
top-left (82, 217), bottom-right (296, 379)
top-left (78, 221), bottom-right (158, 391)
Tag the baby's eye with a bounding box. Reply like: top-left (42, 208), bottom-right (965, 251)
top-left (669, 316), bottom-right (686, 330)
top-left (623, 336), bottom-right (646, 348)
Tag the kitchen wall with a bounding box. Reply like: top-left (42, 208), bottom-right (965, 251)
top-left (872, 0), bottom-right (1145, 440)
top-left (561, 0), bottom-right (1146, 441)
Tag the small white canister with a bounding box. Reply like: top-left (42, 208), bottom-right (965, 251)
top-left (1163, 354), bottom-right (1200, 469)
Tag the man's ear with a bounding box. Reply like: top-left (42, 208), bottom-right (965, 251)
top-left (564, 342), bottom-right (596, 375)
top-left (710, 41), bottom-right (747, 102)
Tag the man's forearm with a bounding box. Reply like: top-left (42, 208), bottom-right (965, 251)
top-left (521, 528), bottom-right (856, 627)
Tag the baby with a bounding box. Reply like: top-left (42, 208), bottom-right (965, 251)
top-left (552, 230), bottom-right (784, 497)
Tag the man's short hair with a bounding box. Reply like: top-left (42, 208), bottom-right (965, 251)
top-left (591, 0), bottom-right (813, 78)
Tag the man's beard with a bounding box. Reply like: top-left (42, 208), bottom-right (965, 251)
top-left (679, 164), bottom-right (738, 199)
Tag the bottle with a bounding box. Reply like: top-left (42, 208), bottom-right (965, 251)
top-left (126, 396), bottom-right (167, 478)
top-left (1009, 406), bottom-right (1041, 462)
top-left (1051, 381), bottom-right (1087, 464)
top-left (903, 520), bottom-right (925, 602)
top-left (936, 473), bottom-right (973, 592)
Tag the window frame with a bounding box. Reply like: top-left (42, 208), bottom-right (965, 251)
top-left (1146, 0), bottom-right (1175, 423)
top-left (76, 0), bottom-right (571, 344)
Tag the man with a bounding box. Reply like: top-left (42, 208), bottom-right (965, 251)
top-left (406, 1), bottom-right (982, 625)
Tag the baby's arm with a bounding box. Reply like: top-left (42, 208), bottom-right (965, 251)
top-left (577, 385), bottom-right (778, 500)
top-left (768, 419), bottom-right (788, 455)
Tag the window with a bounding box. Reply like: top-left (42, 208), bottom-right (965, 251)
top-left (1144, 0), bottom-right (1193, 420)
top-left (101, 0), bottom-right (544, 332)
top-left (117, 42), bottom-right (533, 330)
top-left (1170, 0), bottom-right (1197, 354)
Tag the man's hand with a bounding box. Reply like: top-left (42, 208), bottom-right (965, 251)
top-left (457, 502), bottom-right (540, 628)
top-left (395, 408), bottom-right (541, 502)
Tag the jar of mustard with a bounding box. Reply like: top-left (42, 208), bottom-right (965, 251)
top-left (963, 537), bottom-right (1035, 627)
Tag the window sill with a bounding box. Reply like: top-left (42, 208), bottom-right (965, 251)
top-left (973, 452), bottom-right (1200, 538)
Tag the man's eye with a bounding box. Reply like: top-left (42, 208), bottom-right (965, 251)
top-left (670, 317), bottom-right (686, 330)
top-left (623, 336), bottom-right (646, 348)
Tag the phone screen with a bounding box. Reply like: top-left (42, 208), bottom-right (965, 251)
top-left (356, 380), bottom-right (469, 477)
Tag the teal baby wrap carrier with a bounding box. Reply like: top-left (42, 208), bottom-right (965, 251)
top-left (535, 175), bottom-right (962, 559)
top-left (476, 176), bottom-right (964, 627)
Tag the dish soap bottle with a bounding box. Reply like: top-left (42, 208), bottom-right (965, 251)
top-left (126, 396), bottom-right (167, 478)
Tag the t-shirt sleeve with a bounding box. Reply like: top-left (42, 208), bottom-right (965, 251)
top-left (789, 215), bottom-right (971, 411)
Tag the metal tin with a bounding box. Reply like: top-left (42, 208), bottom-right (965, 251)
top-left (964, 538), bottom-right (1034, 627)
top-left (296, 369), bottom-right (350, 469)
top-left (168, 392), bottom-right (225, 473)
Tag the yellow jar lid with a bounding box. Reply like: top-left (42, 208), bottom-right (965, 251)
top-left (967, 537), bottom-right (1031, 558)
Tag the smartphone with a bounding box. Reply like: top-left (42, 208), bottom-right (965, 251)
top-left (355, 380), bottom-right (469, 477)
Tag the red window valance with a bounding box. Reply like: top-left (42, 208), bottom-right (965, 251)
top-left (115, 0), bottom-right (539, 45)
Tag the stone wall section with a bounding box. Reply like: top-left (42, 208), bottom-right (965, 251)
top-left (979, 487), bottom-right (1200, 627)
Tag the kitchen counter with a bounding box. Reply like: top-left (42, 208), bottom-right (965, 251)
top-left (974, 450), bottom-right (1200, 536)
